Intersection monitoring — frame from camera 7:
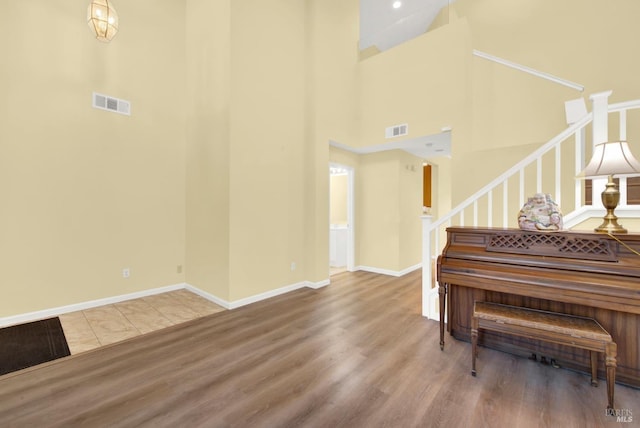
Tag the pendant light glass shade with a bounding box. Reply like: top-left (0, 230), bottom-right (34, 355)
top-left (87, 0), bottom-right (119, 42)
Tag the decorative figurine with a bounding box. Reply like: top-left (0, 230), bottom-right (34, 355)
top-left (518, 193), bottom-right (563, 231)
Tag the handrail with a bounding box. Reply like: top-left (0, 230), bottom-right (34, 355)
top-left (473, 50), bottom-right (585, 92)
top-left (609, 99), bottom-right (640, 112)
top-left (429, 112), bottom-right (594, 230)
top-left (421, 96), bottom-right (640, 320)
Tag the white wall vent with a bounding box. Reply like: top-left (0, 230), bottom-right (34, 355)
top-left (92, 92), bottom-right (131, 116)
top-left (385, 123), bottom-right (408, 139)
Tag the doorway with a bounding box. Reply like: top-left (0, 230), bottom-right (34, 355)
top-left (329, 163), bottom-right (355, 275)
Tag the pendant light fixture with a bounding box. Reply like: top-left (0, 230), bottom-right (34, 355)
top-left (87, 0), bottom-right (119, 42)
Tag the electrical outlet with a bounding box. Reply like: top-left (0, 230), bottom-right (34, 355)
top-left (290, 262), bottom-right (296, 271)
top-left (177, 265), bottom-right (183, 274)
top-left (122, 268), bottom-right (130, 278)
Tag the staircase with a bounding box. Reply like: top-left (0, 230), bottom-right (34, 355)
top-left (421, 90), bottom-right (640, 319)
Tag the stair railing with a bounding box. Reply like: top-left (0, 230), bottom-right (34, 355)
top-left (421, 95), bottom-right (640, 319)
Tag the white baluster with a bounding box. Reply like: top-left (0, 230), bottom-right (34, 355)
top-left (487, 190), bottom-right (493, 227)
top-left (590, 91), bottom-right (613, 208)
top-left (536, 158), bottom-right (542, 193)
top-left (473, 200), bottom-right (478, 227)
top-left (519, 169), bottom-right (525, 207)
top-left (503, 181), bottom-right (509, 228)
top-left (555, 146), bottom-right (561, 207)
top-left (574, 128), bottom-right (584, 211)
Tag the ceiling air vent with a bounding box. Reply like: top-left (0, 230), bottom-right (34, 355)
top-left (385, 123), bottom-right (408, 139)
top-left (92, 92), bottom-right (131, 116)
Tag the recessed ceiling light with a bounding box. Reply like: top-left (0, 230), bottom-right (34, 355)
top-left (393, 1), bottom-right (402, 9)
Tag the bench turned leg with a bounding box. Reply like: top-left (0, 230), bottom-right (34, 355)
top-left (471, 315), bottom-right (479, 377)
top-left (590, 351), bottom-right (598, 387)
top-left (605, 342), bottom-right (617, 410)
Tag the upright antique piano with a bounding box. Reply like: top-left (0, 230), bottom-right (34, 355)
top-left (437, 227), bottom-right (640, 387)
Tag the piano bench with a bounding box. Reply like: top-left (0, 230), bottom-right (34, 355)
top-left (471, 301), bottom-right (617, 409)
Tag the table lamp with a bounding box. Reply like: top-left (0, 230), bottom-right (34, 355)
top-left (580, 141), bottom-right (640, 233)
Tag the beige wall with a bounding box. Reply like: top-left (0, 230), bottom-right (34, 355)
top-left (357, 19), bottom-right (471, 150)
top-left (3, 0), bottom-right (640, 318)
top-left (305, 0), bottom-right (361, 282)
top-left (185, 0), bottom-right (360, 300)
top-left (353, 0), bottom-right (640, 229)
top-left (573, 218), bottom-right (640, 234)
top-left (329, 145), bottom-right (423, 273)
top-left (353, 16), bottom-right (471, 230)
top-left (398, 151), bottom-right (424, 269)
top-left (185, 0), bottom-right (231, 300)
top-left (185, 0), bottom-right (313, 301)
top-left (451, 0), bottom-right (640, 208)
top-left (359, 152), bottom-right (400, 270)
top-left (357, 150), bottom-right (423, 272)
top-left (227, 0), bottom-right (309, 300)
top-left (0, 0), bottom-right (187, 317)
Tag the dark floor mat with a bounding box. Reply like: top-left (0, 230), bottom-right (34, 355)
top-left (0, 317), bottom-right (70, 376)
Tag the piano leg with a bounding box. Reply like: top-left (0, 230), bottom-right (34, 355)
top-left (439, 283), bottom-right (447, 350)
top-left (471, 315), bottom-right (478, 376)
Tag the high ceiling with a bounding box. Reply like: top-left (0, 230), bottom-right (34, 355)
top-left (359, 0), bottom-right (453, 52)
top-left (354, 1), bottom-right (454, 160)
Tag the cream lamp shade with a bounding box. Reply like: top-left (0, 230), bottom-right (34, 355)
top-left (579, 141), bottom-right (640, 233)
top-left (87, 0), bottom-right (119, 42)
top-left (581, 141), bottom-right (640, 178)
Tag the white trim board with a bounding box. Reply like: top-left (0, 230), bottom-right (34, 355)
top-left (472, 49), bottom-right (584, 92)
top-left (220, 280), bottom-right (331, 310)
top-left (0, 279), bottom-right (332, 328)
top-left (356, 263), bottom-right (422, 277)
top-left (0, 283), bottom-right (185, 328)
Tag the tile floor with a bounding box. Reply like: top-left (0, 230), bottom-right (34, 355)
top-left (59, 289), bottom-right (226, 355)
top-left (60, 269), bottom-right (348, 355)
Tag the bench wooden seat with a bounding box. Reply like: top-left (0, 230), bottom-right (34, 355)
top-left (471, 301), bottom-right (617, 409)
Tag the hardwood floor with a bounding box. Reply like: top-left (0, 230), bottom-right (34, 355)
top-left (0, 270), bottom-right (637, 427)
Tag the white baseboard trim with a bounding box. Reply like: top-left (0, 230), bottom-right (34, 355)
top-left (226, 283), bottom-right (305, 309)
top-left (183, 284), bottom-right (231, 310)
top-left (0, 277), bottom-right (333, 328)
top-left (222, 280), bottom-right (331, 309)
top-left (0, 283), bottom-right (186, 328)
top-left (356, 263), bottom-right (422, 277)
top-left (186, 279), bottom-right (331, 309)
top-left (306, 279), bottom-right (331, 289)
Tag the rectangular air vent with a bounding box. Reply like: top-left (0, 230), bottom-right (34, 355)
top-left (92, 92), bottom-right (131, 116)
top-left (385, 123), bottom-right (408, 139)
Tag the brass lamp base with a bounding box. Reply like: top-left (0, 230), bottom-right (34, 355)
top-left (594, 218), bottom-right (627, 234)
top-left (595, 175), bottom-right (627, 234)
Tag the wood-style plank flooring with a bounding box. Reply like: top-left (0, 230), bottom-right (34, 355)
top-left (0, 270), bottom-right (638, 427)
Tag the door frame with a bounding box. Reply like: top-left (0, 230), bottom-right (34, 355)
top-left (329, 162), bottom-right (355, 272)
